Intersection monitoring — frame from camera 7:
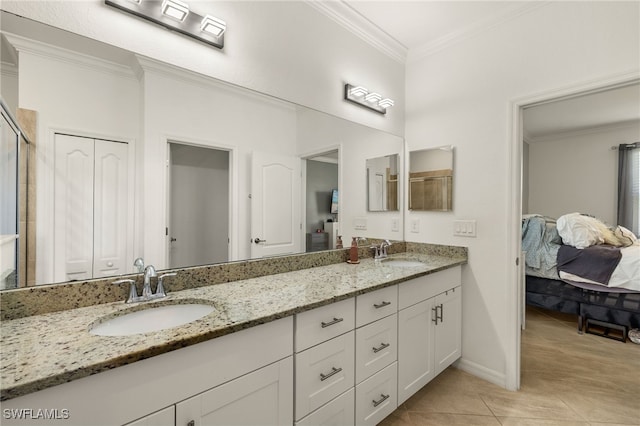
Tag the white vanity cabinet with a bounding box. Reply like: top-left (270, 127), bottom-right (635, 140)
top-left (125, 407), bottom-right (175, 426)
top-left (175, 357), bottom-right (293, 426)
top-left (2, 317), bottom-right (293, 426)
top-left (398, 266), bottom-right (462, 405)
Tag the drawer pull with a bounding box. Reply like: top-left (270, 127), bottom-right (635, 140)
top-left (321, 317), bottom-right (344, 328)
top-left (373, 301), bottom-right (391, 309)
top-left (320, 367), bottom-right (342, 381)
top-left (372, 393), bottom-right (390, 407)
top-left (372, 342), bottom-right (390, 353)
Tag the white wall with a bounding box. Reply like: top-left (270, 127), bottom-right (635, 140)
top-left (527, 122), bottom-right (640, 224)
top-left (405, 1), bottom-right (639, 388)
top-left (140, 62), bottom-right (299, 265)
top-left (1, 1), bottom-right (405, 136)
top-left (297, 107), bottom-right (404, 243)
top-left (11, 41), bottom-right (139, 284)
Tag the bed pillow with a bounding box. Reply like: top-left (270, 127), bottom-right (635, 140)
top-left (557, 213), bottom-right (606, 249)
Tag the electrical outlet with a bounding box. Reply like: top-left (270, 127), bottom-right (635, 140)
top-left (391, 218), bottom-right (399, 232)
top-left (411, 219), bottom-right (420, 233)
top-left (453, 220), bottom-right (477, 237)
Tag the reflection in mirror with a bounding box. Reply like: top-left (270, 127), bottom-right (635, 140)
top-left (366, 154), bottom-right (399, 212)
top-left (0, 11), bottom-right (404, 288)
top-left (409, 146), bottom-right (454, 211)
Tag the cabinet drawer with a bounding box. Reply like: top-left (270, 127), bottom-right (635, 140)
top-left (356, 285), bottom-right (398, 327)
top-left (355, 362), bottom-right (397, 426)
top-left (355, 314), bottom-right (397, 384)
top-left (296, 388), bottom-right (355, 426)
top-left (295, 331), bottom-right (355, 420)
top-left (398, 266), bottom-right (461, 310)
top-left (296, 297), bottom-right (355, 352)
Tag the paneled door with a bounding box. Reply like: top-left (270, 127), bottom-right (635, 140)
top-left (250, 151), bottom-right (301, 258)
top-left (54, 134), bottom-right (128, 281)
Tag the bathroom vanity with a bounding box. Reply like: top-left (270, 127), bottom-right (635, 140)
top-left (1, 247), bottom-right (465, 426)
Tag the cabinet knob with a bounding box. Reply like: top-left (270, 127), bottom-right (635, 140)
top-left (187, 421), bottom-right (195, 426)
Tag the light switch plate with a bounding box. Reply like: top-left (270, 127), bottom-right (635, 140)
top-left (453, 220), bottom-right (477, 237)
top-left (353, 217), bottom-right (367, 231)
top-left (391, 218), bottom-right (399, 232)
top-left (410, 219), bottom-right (420, 233)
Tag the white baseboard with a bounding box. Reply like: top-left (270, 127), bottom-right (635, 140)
top-left (454, 357), bottom-right (508, 390)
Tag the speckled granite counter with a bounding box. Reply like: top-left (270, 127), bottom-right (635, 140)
top-left (1, 251), bottom-right (466, 401)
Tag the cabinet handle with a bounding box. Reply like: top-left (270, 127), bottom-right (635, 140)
top-left (320, 366), bottom-right (342, 381)
top-left (373, 301), bottom-right (391, 309)
top-left (372, 393), bottom-right (390, 407)
top-left (321, 317), bottom-right (344, 328)
top-left (372, 342), bottom-right (390, 353)
top-left (187, 421), bottom-right (195, 426)
top-left (432, 306), bottom-right (438, 325)
top-left (438, 303), bottom-right (444, 322)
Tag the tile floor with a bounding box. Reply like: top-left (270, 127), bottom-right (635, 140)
top-left (381, 307), bottom-right (640, 426)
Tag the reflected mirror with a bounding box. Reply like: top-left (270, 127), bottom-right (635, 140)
top-left (409, 146), bottom-right (454, 211)
top-left (0, 10), bottom-right (404, 288)
top-left (366, 154), bottom-right (399, 212)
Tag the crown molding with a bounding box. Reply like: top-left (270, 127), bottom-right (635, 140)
top-left (305, 0), bottom-right (407, 64)
top-left (525, 119), bottom-right (640, 144)
top-left (408, 1), bottom-right (549, 63)
top-left (133, 55), bottom-right (297, 111)
top-left (2, 32), bottom-right (135, 80)
top-left (1, 60), bottom-right (18, 78)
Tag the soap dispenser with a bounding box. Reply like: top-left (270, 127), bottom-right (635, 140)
top-left (348, 237), bottom-right (359, 264)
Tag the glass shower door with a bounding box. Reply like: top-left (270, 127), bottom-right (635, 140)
top-left (0, 107), bottom-right (19, 289)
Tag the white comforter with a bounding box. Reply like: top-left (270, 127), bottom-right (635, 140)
top-left (559, 242), bottom-right (640, 292)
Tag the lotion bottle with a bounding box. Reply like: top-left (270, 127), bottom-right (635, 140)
top-left (349, 237), bottom-right (359, 263)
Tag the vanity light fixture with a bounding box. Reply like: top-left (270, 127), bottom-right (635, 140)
top-left (344, 83), bottom-right (394, 115)
top-left (200, 15), bottom-right (226, 37)
top-left (161, 0), bottom-right (189, 22)
top-left (105, 0), bottom-right (226, 49)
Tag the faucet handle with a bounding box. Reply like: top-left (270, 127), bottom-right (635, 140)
top-left (156, 273), bottom-right (177, 298)
top-left (133, 258), bottom-right (145, 273)
top-left (113, 279), bottom-right (138, 303)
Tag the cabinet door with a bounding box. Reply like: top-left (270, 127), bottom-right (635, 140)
top-left (125, 406), bottom-right (174, 426)
top-left (355, 362), bottom-right (397, 426)
top-left (434, 286), bottom-right (462, 376)
top-left (397, 299), bottom-right (434, 405)
top-left (296, 388), bottom-right (355, 426)
top-left (176, 357), bottom-right (293, 426)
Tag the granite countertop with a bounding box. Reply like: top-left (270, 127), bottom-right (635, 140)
top-left (0, 253), bottom-right (465, 401)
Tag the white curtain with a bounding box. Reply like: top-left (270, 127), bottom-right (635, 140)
top-left (617, 142), bottom-right (640, 236)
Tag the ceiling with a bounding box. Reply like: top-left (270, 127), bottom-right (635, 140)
top-left (330, 1), bottom-right (640, 138)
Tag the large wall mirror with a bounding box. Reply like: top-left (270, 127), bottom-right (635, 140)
top-left (409, 146), bottom-right (454, 211)
top-left (0, 11), bottom-right (404, 288)
top-left (366, 154), bottom-right (399, 212)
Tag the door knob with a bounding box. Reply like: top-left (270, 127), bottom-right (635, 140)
top-left (254, 238), bottom-right (266, 244)
top-left (170, 237), bottom-right (177, 242)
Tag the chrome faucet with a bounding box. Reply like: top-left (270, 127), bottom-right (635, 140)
top-left (113, 265), bottom-right (177, 303)
top-left (142, 265), bottom-right (157, 299)
top-left (372, 240), bottom-right (392, 260)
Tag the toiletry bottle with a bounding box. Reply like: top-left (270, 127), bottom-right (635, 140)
top-left (349, 237), bottom-right (359, 263)
top-left (336, 235), bottom-right (343, 249)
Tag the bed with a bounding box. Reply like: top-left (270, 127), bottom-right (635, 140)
top-left (522, 213), bottom-right (640, 340)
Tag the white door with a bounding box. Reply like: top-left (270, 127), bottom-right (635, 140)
top-left (176, 357), bottom-right (293, 426)
top-left (251, 151), bottom-right (301, 258)
top-left (54, 134), bottom-right (95, 282)
top-left (54, 134), bottom-right (128, 282)
top-left (93, 139), bottom-right (128, 278)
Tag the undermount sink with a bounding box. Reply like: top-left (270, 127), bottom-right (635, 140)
top-left (381, 258), bottom-right (425, 268)
top-left (90, 303), bottom-right (215, 336)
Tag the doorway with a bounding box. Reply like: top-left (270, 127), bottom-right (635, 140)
top-left (167, 142), bottom-right (230, 269)
top-left (509, 75), bottom-right (640, 390)
top-left (303, 149), bottom-right (339, 252)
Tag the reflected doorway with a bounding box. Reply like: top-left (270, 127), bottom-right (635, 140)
top-left (167, 142), bottom-right (230, 269)
top-left (303, 150), bottom-right (339, 252)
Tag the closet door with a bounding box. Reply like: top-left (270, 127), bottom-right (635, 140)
top-left (54, 134), bottom-right (94, 282)
top-left (93, 139), bottom-right (128, 277)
